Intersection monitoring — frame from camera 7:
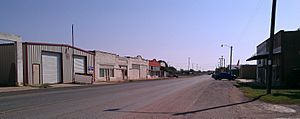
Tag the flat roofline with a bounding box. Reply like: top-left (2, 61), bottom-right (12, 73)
top-left (126, 55), bottom-right (148, 61)
top-left (91, 50), bottom-right (118, 56)
top-left (256, 30), bottom-right (284, 47)
top-left (23, 42), bottom-right (94, 55)
top-left (256, 30), bottom-right (300, 47)
top-left (0, 32), bottom-right (21, 42)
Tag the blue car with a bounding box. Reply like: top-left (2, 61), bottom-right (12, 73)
top-left (212, 72), bottom-right (237, 80)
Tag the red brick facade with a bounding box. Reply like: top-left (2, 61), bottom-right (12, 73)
top-left (149, 59), bottom-right (160, 67)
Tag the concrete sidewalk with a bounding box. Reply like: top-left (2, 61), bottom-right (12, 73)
top-left (236, 78), bottom-right (255, 83)
top-left (0, 81), bottom-right (116, 93)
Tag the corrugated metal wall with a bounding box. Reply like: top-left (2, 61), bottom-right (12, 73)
top-left (0, 44), bottom-right (17, 86)
top-left (23, 43), bottom-right (94, 85)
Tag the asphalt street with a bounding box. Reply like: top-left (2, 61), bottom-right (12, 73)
top-left (0, 75), bottom-right (298, 119)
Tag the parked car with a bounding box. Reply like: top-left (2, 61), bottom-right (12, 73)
top-left (212, 72), bottom-right (237, 80)
top-left (167, 74), bottom-right (178, 78)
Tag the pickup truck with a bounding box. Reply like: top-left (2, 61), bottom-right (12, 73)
top-left (212, 72), bottom-right (237, 80)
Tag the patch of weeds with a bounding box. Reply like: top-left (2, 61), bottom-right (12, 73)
top-left (237, 82), bottom-right (300, 104)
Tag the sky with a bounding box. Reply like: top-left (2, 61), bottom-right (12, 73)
top-left (1, 0), bottom-right (300, 70)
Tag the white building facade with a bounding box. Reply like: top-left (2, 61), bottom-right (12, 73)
top-left (93, 51), bottom-right (133, 82)
top-left (127, 55), bottom-right (149, 80)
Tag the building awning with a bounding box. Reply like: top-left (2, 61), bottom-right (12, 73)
top-left (246, 52), bottom-right (280, 61)
top-left (246, 54), bottom-right (268, 61)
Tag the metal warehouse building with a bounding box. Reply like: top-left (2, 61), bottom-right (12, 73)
top-left (0, 33), bottom-right (23, 86)
top-left (23, 42), bottom-right (94, 85)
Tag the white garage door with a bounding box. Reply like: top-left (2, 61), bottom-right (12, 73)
top-left (42, 52), bottom-right (61, 84)
top-left (74, 56), bottom-right (86, 74)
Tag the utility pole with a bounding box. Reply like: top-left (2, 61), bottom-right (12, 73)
top-left (192, 63), bottom-right (194, 70)
top-left (72, 24), bottom-right (75, 83)
top-left (221, 44), bottom-right (233, 74)
top-left (188, 57), bottom-right (190, 70)
top-left (223, 58), bottom-right (226, 69)
top-left (221, 56), bottom-right (224, 67)
top-left (267, 0), bottom-right (277, 94)
top-left (229, 46), bottom-right (233, 75)
top-left (218, 58), bottom-right (222, 68)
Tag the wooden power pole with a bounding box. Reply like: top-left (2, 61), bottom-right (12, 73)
top-left (267, 0), bottom-right (277, 94)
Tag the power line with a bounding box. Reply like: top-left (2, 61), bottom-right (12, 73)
top-left (237, 0), bottom-right (264, 42)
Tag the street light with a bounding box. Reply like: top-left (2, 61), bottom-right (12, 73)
top-left (221, 44), bottom-right (233, 74)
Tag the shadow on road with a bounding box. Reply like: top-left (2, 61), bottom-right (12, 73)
top-left (103, 94), bottom-right (266, 116)
top-left (172, 94), bottom-right (266, 116)
top-left (104, 108), bottom-right (175, 115)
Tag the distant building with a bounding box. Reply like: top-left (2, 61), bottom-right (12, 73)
top-left (92, 51), bottom-right (120, 82)
top-left (1, 32), bottom-right (171, 86)
top-left (158, 60), bottom-right (168, 77)
top-left (116, 56), bottom-right (129, 81)
top-left (127, 55), bottom-right (148, 80)
top-left (247, 30), bottom-right (300, 86)
top-left (239, 65), bottom-right (257, 79)
top-left (148, 59), bottom-right (161, 78)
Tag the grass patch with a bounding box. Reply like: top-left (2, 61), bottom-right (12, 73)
top-left (237, 82), bottom-right (300, 104)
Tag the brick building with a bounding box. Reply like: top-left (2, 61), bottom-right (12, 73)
top-left (247, 30), bottom-right (300, 86)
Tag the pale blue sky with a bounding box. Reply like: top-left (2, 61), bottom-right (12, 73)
top-left (1, 0), bottom-right (300, 70)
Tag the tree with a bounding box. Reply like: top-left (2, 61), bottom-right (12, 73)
top-left (165, 66), bottom-right (177, 74)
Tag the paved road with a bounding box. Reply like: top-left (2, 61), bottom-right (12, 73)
top-left (0, 75), bottom-right (298, 119)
